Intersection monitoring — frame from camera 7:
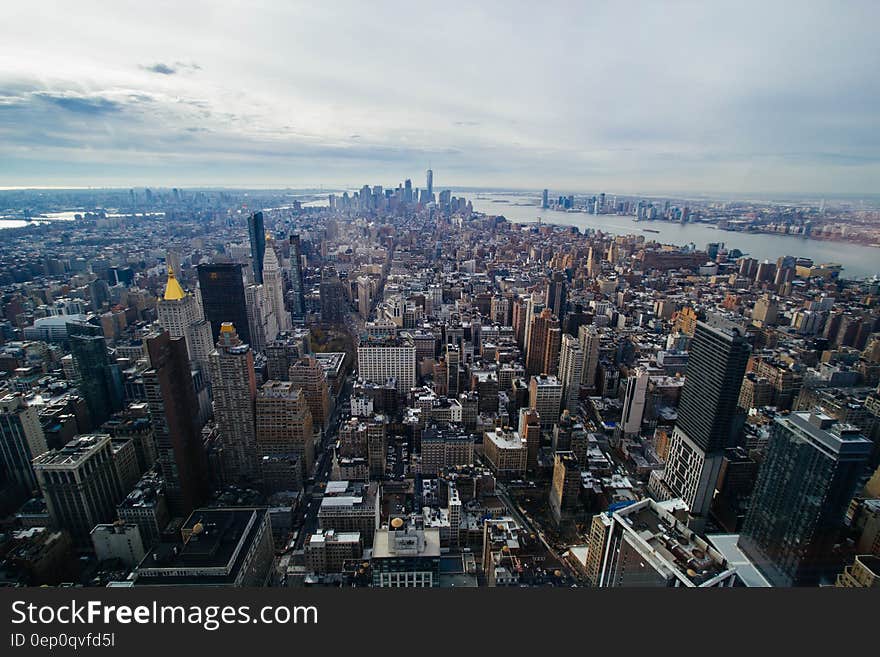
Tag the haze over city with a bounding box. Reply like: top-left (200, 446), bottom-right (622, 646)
top-left (2, 1), bottom-right (879, 194)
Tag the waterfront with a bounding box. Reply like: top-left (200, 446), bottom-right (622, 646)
top-left (467, 193), bottom-right (880, 280)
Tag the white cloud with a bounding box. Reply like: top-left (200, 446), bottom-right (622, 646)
top-left (0, 0), bottom-right (878, 192)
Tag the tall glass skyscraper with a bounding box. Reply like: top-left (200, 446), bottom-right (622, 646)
top-left (197, 263), bottom-right (251, 346)
top-left (675, 318), bottom-right (750, 454)
top-left (738, 411), bottom-right (871, 586)
top-left (67, 319), bottom-right (122, 429)
top-left (247, 210), bottom-right (266, 285)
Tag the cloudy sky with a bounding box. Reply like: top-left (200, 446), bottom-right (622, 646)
top-left (1, 1), bottom-right (878, 194)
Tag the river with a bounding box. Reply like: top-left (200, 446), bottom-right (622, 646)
top-left (467, 194), bottom-right (879, 280)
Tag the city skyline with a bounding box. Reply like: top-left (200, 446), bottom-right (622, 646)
top-left (1, 1), bottom-right (879, 599)
top-left (2, 2), bottom-right (879, 194)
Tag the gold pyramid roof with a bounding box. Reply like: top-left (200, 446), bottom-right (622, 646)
top-left (163, 265), bottom-right (186, 301)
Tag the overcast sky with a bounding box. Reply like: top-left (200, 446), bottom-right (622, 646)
top-left (1, 1), bottom-right (878, 194)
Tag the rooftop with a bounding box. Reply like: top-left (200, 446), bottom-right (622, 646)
top-left (485, 427), bottom-right (526, 450)
top-left (32, 433), bottom-right (110, 469)
top-left (135, 507), bottom-right (267, 585)
top-left (614, 499), bottom-right (735, 587)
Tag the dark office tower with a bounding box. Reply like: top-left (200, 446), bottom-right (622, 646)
top-left (197, 263), bottom-right (251, 346)
top-left (288, 234), bottom-right (306, 319)
top-left (247, 211), bottom-right (266, 285)
top-left (426, 168), bottom-right (433, 198)
top-left (0, 393), bottom-right (48, 512)
top-left (738, 411), bottom-right (871, 586)
top-left (404, 179), bottom-right (413, 204)
top-left (143, 331), bottom-right (208, 518)
top-left (545, 271), bottom-right (567, 319)
top-left (319, 269), bottom-right (347, 323)
top-left (648, 316), bottom-right (750, 530)
top-left (542, 189), bottom-right (549, 209)
top-left (676, 319), bottom-right (750, 453)
top-left (67, 320), bottom-right (122, 429)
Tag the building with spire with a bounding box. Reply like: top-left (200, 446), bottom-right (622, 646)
top-left (244, 283), bottom-right (277, 353)
top-left (157, 266), bottom-right (214, 372)
top-left (262, 236), bottom-right (292, 333)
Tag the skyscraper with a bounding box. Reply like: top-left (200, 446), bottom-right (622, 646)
top-left (549, 451), bottom-right (581, 526)
top-left (542, 188), bottom-right (549, 209)
top-left (357, 332), bottom-right (416, 393)
top-left (244, 283), bottom-right (278, 352)
top-left (288, 234), bottom-right (306, 320)
top-left (738, 411), bottom-right (871, 586)
top-left (620, 367), bottom-right (649, 436)
top-left (247, 211), bottom-right (266, 285)
top-left (529, 374), bottom-right (563, 431)
top-left (445, 343), bottom-right (460, 396)
top-left (144, 330), bottom-right (209, 518)
top-left (262, 237), bottom-right (291, 333)
top-left (197, 263), bottom-right (251, 346)
top-left (522, 294), bottom-right (543, 355)
top-left (557, 333), bottom-right (584, 412)
top-left (209, 323), bottom-right (259, 482)
top-left (357, 275), bottom-right (373, 320)
top-left (157, 266), bottom-right (214, 373)
top-left (0, 393), bottom-right (48, 508)
top-left (319, 268), bottom-right (347, 324)
top-left (545, 271), bottom-right (567, 319)
top-left (67, 319), bottom-right (122, 429)
top-left (586, 247), bottom-right (601, 277)
top-left (648, 316), bottom-right (750, 530)
top-left (526, 308), bottom-right (561, 377)
top-left (518, 407), bottom-right (541, 471)
top-left (256, 381), bottom-right (314, 490)
top-left (578, 325), bottom-right (600, 391)
top-left (426, 168), bottom-right (433, 199)
top-left (289, 356), bottom-right (330, 432)
top-left (33, 434), bottom-right (124, 547)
